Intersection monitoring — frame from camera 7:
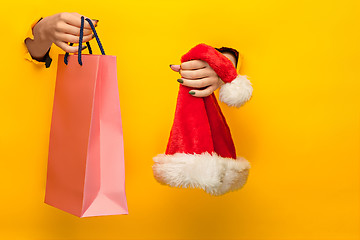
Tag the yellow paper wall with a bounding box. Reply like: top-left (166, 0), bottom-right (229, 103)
top-left (0, 0), bottom-right (359, 239)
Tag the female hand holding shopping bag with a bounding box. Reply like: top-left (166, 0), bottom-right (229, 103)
top-left (24, 12), bottom-right (98, 67)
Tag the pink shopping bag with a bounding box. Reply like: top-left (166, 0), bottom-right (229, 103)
top-left (45, 17), bottom-right (128, 217)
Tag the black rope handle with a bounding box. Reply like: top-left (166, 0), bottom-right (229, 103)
top-left (77, 16), bottom-right (85, 65)
top-left (86, 41), bottom-right (92, 54)
top-left (64, 16), bottom-right (105, 65)
top-left (64, 43), bottom-right (73, 65)
top-left (64, 42), bottom-right (93, 65)
top-left (85, 18), bottom-right (105, 55)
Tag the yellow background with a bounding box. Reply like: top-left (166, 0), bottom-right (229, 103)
top-left (0, 0), bottom-right (359, 239)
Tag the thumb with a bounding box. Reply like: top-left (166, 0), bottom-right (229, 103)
top-left (170, 64), bottom-right (180, 72)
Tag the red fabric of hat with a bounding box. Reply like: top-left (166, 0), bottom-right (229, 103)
top-left (153, 44), bottom-right (252, 196)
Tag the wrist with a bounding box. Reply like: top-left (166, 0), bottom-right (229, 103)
top-left (222, 52), bottom-right (237, 67)
top-left (32, 19), bottom-right (52, 46)
top-left (25, 18), bottom-right (52, 61)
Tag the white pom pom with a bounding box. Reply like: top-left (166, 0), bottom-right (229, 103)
top-left (219, 75), bottom-right (253, 108)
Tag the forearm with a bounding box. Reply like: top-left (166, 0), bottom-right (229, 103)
top-left (222, 52), bottom-right (237, 67)
top-left (25, 20), bottom-right (52, 61)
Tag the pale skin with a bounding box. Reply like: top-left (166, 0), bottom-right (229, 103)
top-left (25, 12), bottom-right (236, 97)
top-left (25, 12), bottom-right (98, 61)
top-left (170, 52), bottom-right (237, 97)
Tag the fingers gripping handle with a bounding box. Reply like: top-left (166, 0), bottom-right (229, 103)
top-left (64, 16), bottom-right (106, 65)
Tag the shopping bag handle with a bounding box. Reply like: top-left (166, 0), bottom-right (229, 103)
top-left (64, 16), bottom-right (106, 65)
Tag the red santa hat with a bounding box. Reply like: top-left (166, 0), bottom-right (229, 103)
top-left (152, 43), bottom-right (253, 196)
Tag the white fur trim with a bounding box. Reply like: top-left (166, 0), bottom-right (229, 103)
top-left (153, 152), bottom-right (250, 196)
top-left (219, 75), bottom-right (253, 108)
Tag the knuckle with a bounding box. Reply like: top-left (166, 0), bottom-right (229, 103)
top-left (53, 32), bottom-right (61, 41)
top-left (180, 63), bottom-right (186, 71)
top-left (69, 47), bottom-right (77, 53)
top-left (62, 45), bottom-right (70, 52)
top-left (198, 60), bottom-right (207, 66)
top-left (190, 71), bottom-right (198, 79)
top-left (73, 36), bottom-right (79, 43)
top-left (211, 71), bottom-right (218, 77)
top-left (190, 81), bottom-right (200, 88)
top-left (206, 67), bottom-right (215, 75)
top-left (200, 83), bottom-right (208, 88)
top-left (192, 80), bottom-right (203, 88)
top-left (189, 60), bottom-right (199, 69)
top-left (208, 72), bottom-right (217, 78)
top-left (64, 44), bottom-right (72, 51)
top-left (59, 12), bottom-right (69, 20)
top-left (62, 34), bottom-right (69, 42)
top-left (187, 61), bottom-right (196, 69)
top-left (64, 35), bottom-right (73, 43)
top-left (208, 76), bottom-right (217, 84)
top-left (205, 88), bottom-right (212, 96)
top-left (200, 80), bottom-right (208, 88)
top-left (63, 44), bottom-right (74, 53)
top-left (55, 22), bottom-right (62, 31)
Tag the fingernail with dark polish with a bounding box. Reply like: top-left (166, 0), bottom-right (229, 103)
top-left (189, 91), bottom-right (195, 95)
top-left (177, 79), bottom-right (183, 84)
top-left (82, 46), bottom-right (87, 50)
top-left (92, 34), bottom-right (95, 38)
top-left (93, 19), bottom-right (99, 27)
top-left (170, 64), bottom-right (174, 68)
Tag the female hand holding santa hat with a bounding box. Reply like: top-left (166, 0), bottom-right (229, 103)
top-left (170, 51), bottom-right (237, 98)
top-left (153, 43), bottom-right (253, 196)
top-left (169, 46), bottom-right (253, 108)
